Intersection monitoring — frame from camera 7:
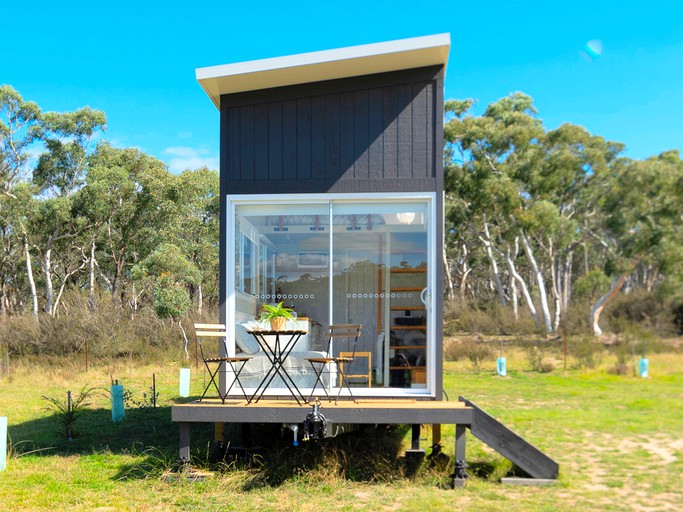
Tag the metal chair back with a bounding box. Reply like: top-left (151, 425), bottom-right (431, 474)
top-left (326, 323), bottom-right (363, 358)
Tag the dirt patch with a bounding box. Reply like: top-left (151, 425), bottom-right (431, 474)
top-left (565, 432), bottom-right (683, 511)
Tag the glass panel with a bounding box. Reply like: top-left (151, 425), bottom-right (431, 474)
top-left (231, 197), bottom-right (431, 395)
top-left (235, 203), bottom-right (329, 351)
top-left (331, 201), bottom-right (429, 390)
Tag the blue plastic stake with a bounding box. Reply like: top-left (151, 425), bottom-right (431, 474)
top-left (497, 357), bottom-right (507, 376)
top-left (0, 416), bottom-right (7, 471)
top-left (111, 384), bottom-right (125, 423)
top-left (179, 368), bottom-right (191, 397)
top-left (638, 358), bottom-right (649, 378)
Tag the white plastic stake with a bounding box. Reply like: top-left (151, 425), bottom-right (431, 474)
top-left (179, 368), bottom-right (191, 397)
top-left (0, 416), bottom-right (8, 471)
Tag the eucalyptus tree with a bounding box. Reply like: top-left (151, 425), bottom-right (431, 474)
top-left (445, 93), bottom-right (554, 331)
top-left (131, 243), bottom-right (202, 356)
top-left (524, 123), bottom-right (624, 329)
top-left (0, 85), bottom-right (42, 198)
top-left (0, 86), bottom-right (43, 314)
top-left (27, 107), bottom-right (106, 315)
top-left (78, 142), bottom-right (175, 308)
top-left (162, 167), bottom-right (219, 313)
top-left (588, 150), bottom-right (683, 334)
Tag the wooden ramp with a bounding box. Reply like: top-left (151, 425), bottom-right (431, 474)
top-left (459, 396), bottom-right (559, 480)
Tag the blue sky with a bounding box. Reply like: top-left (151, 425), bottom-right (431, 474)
top-left (3, 0), bottom-right (682, 172)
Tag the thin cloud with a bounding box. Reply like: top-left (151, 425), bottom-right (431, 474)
top-left (164, 146), bottom-right (218, 173)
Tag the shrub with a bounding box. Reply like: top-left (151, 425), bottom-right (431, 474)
top-left (443, 337), bottom-right (495, 372)
top-left (444, 299), bottom-right (538, 336)
top-left (524, 343), bottom-right (555, 373)
top-left (569, 335), bottom-right (603, 369)
top-left (572, 270), bottom-right (610, 301)
top-left (603, 290), bottom-right (677, 336)
top-left (607, 322), bottom-right (654, 376)
top-left (42, 385), bottom-right (98, 440)
top-left (0, 289), bottom-right (203, 361)
top-left (561, 299), bottom-right (593, 335)
top-left (443, 338), bottom-right (465, 362)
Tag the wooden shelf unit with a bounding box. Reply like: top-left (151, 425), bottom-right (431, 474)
top-left (387, 265), bottom-right (427, 386)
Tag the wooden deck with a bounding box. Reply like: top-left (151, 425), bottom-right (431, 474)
top-left (172, 398), bottom-right (474, 425)
top-left (171, 398), bottom-right (558, 486)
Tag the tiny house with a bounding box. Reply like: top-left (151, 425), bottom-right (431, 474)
top-left (203, 33), bottom-right (449, 400)
top-left (172, 34), bottom-right (559, 485)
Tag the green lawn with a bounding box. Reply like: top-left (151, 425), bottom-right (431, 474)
top-left (1, 348), bottom-right (681, 511)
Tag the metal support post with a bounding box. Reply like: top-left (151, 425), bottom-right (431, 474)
top-left (411, 423), bottom-right (421, 450)
top-left (452, 423), bottom-right (468, 488)
top-left (179, 422), bottom-right (191, 465)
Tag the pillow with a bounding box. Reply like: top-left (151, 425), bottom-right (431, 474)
top-left (235, 323), bottom-right (260, 354)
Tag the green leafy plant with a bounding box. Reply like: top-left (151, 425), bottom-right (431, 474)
top-left (42, 385), bottom-right (98, 440)
top-left (259, 302), bottom-right (298, 329)
top-left (122, 387), bottom-right (158, 409)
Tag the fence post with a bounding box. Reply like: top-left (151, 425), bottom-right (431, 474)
top-left (67, 391), bottom-right (73, 440)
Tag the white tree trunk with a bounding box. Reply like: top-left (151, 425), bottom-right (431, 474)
top-left (504, 240), bottom-right (540, 327)
top-left (460, 268), bottom-right (472, 300)
top-left (521, 231), bottom-right (552, 332)
top-left (547, 238), bottom-right (562, 332)
top-left (591, 256), bottom-right (643, 335)
top-left (42, 241), bottom-right (54, 315)
top-left (52, 262), bottom-right (86, 317)
top-left (179, 320), bottom-right (189, 360)
top-left (510, 273), bottom-right (519, 321)
top-left (23, 235), bottom-right (39, 317)
top-left (198, 283), bottom-right (204, 315)
top-left (443, 247), bottom-right (456, 302)
top-left (89, 240), bottom-right (96, 311)
top-left (459, 243), bottom-right (471, 300)
top-left (480, 222), bottom-right (506, 306)
top-left (563, 250), bottom-right (573, 310)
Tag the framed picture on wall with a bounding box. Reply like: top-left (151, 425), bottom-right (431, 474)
top-left (297, 252), bottom-right (328, 268)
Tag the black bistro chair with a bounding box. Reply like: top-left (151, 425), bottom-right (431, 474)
top-left (194, 323), bottom-right (252, 403)
top-left (305, 323), bottom-right (363, 403)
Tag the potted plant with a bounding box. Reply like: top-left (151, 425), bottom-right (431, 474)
top-left (259, 302), bottom-right (297, 331)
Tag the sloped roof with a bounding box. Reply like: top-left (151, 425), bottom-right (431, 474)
top-left (196, 33), bottom-right (451, 109)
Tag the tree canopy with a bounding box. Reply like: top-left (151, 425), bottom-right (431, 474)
top-left (1, 84), bottom-right (681, 338)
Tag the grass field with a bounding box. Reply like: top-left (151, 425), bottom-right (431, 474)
top-left (0, 343), bottom-right (682, 511)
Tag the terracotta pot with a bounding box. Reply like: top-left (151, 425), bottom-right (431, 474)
top-left (270, 317), bottom-right (287, 331)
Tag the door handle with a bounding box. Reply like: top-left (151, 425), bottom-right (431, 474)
top-left (420, 288), bottom-right (430, 306)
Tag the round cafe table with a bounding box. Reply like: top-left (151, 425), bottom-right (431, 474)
top-left (246, 329), bottom-right (308, 405)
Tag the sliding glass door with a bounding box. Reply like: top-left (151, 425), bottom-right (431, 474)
top-left (230, 194), bottom-right (434, 395)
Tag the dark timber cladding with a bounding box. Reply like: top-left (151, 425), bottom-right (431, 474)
top-left (220, 65), bottom-right (444, 194)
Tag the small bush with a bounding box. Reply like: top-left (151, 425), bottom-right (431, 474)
top-left (607, 322), bottom-right (655, 376)
top-left (42, 385), bottom-right (98, 440)
top-left (0, 289), bottom-right (210, 362)
top-left (562, 299), bottom-right (593, 335)
top-left (524, 343), bottom-right (555, 373)
top-left (443, 337), bottom-right (495, 372)
top-left (443, 338), bottom-right (465, 362)
top-left (444, 299), bottom-right (538, 336)
top-left (603, 290), bottom-right (677, 336)
top-left (569, 335), bottom-right (603, 369)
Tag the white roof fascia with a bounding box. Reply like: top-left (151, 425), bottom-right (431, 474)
top-left (196, 33), bottom-right (450, 109)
